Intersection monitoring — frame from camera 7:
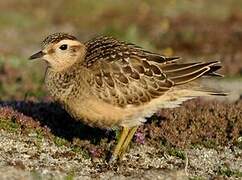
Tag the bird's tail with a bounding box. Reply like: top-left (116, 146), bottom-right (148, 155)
top-left (159, 60), bottom-right (227, 96)
top-left (160, 61), bottom-right (223, 85)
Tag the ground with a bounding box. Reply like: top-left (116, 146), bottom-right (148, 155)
top-left (0, 0), bottom-right (242, 179)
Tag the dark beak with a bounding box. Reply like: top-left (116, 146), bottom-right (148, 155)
top-left (29, 51), bottom-right (46, 60)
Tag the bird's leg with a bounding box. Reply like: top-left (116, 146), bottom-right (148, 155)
top-left (119, 126), bottom-right (138, 158)
top-left (111, 127), bottom-right (130, 161)
top-left (111, 126), bottom-right (139, 161)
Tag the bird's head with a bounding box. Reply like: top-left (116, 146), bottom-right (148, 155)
top-left (29, 33), bottom-right (85, 71)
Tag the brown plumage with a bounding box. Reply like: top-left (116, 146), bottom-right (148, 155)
top-left (29, 33), bottom-right (225, 161)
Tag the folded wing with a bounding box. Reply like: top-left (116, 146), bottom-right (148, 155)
top-left (83, 36), bottom-right (224, 108)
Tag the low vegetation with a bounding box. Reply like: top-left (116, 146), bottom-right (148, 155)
top-left (0, 0), bottom-right (241, 179)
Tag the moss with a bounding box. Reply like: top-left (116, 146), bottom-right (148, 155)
top-left (54, 137), bottom-right (68, 147)
top-left (65, 171), bottom-right (75, 180)
top-left (35, 129), bottom-right (45, 140)
top-left (167, 147), bottom-right (186, 160)
top-left (114, 128), bottom-right (121, 140)
top-left (70, 145), bottom-right (90, 159)
top-left (236, 136), bottom-right (242, 149)
top-left (30, 170), bottom-right (42, 180)
top-left (0, 118), bottom-right (20, 132)
top-left (216, 165), bottom-right (242, 177)
top-left (71, 146), bottom-right (82, 154)
top-left (81, 149), bottom-right (91, 159)
top-left (201, 140), bottom-right (217, 149)
top-left (65, 175), bottom-right (74, 180)
top-left (189, 176), bottom-right (205, 180)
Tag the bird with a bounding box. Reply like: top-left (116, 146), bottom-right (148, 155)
top-left (29, 32), bottom-right (225, 161)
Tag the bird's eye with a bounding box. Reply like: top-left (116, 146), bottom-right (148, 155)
top-left (59, 44), bottom-right (68, 50)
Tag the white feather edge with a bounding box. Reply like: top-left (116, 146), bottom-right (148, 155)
top-left (120, 89), bottom-right (213, 127)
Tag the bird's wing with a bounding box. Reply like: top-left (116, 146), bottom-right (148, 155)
top-left (82, 36), bottom-right (222, 108)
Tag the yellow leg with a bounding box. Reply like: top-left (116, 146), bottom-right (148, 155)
top-left (119, 126), bottom-right (138, 158)
top-left (112, 127), bottom-right (130, 159)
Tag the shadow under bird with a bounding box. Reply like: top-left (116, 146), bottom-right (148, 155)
top-left (29, 33), bottom-right (226, 161)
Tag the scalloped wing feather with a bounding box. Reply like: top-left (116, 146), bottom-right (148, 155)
top-left (83, 36), bottom-right (223, 108)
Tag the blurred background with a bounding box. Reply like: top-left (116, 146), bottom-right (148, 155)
top-left (0, 0), bottom-right (242, 101)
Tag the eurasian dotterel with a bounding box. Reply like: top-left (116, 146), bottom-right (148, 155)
top-left (29, 33), bottom-right (225, 161)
